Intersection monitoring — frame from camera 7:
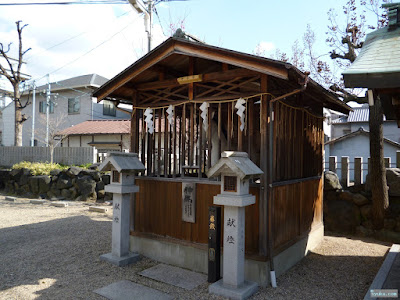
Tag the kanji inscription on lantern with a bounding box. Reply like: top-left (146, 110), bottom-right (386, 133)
top-left (182, 182), bottom-right (196, 223)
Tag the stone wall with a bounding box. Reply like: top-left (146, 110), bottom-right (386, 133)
top-left (0, 166), bottom-right (111, 202)
top-left (324, 170), bottom-right (400, 242)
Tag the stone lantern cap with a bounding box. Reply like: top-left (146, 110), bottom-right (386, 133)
top-left (99, 152), bottom-right (145, 173)
top-left (207, 151), bottom-right (263, 180)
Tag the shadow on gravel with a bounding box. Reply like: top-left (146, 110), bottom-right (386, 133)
top-left (0, 214), bottom-right (119, 299)
top-left (255, 251), bottom-right (387, 300)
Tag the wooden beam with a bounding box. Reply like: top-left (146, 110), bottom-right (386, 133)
top-left (189, 57), bottom-right (194, 166)
top-left (164, 108), bottom-right (168, 177)
top-left (135, 68), bottom-right (260, 91)
top-left (157, 109), bottom-right (162, 177)
top-left (207, 105), bottom-right (212, 170)
top-left (175, 43), bottom-right (288, 80)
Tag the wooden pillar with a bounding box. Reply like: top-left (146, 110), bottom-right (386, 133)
top-left (397, 151), bottom-right (400, 168)
top-left (129, 91), bottom-right (139, 232)
top-left (259, 74), bottom-right (268, 256)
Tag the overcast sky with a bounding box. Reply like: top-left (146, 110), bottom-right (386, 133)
top-left (0, 0), bottom-right (375, 91)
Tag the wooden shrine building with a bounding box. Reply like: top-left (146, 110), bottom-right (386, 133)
top-left (93, 37), bottom-right (351, 285)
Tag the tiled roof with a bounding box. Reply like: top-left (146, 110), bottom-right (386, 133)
top-left (37, 74), bottom-right (109, 92)
top-left (326, 127), bottom-right (400, 148)
top-left (332, 107), bottom-right (387, 123)
top-left (60, 120), bottom-right (130, 135)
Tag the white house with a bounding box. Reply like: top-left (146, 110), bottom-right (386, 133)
top-left (325, 127), bottom-right (400, 182)
top-left (330, 104), bottom-right (400, 142)
top-left (19, 74), bottom-right (130, 147)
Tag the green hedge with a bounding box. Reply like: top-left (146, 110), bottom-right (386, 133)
top-left (12, 161), bottom-right (90, 176)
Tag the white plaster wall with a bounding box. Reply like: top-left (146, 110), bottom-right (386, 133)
top-left (324, 134), bottom-right (400, 182)
top-left (62, 134), bottom-right (130, 152)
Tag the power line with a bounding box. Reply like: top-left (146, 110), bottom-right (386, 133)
top-left (25, 9), bottom-right (133, 63)
top-left (0, 1), bottom-right (128, 5)
top-left (35, 13), bottom-right (143, 82)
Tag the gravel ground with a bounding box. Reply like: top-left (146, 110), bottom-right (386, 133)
top-left (0, 195), bottom-right (390, 300)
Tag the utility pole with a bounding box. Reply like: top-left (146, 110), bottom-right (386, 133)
top-left (129, 0), bottom-right (152, 53)
top-left (30, 81), bottom-right (36, 147)
top-left (46, 74), bottom-right (50, 147)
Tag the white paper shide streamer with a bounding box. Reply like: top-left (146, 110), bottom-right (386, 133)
top-left (200, 102), bottom-right (209, 132)
top-left (144, 107), bottom-right (154, 134)
top-left (166, 105), bottom-right (174, 126)
top-left (235, 98), bottom-right (246, 131)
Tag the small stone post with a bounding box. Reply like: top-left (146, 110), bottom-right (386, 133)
top-left (396, 151), bottom-right (400, 168)
top-left (341, 156), bottom-right (349, 188)
top-left (329, 156), bottom-right (337, 173)
top-left (384, 157), bottom-right (391, 168)
top-left (98, 152), bottom-right (145, 266)
top-left (354, 157), bottom-right (363, 185)
top-left (207, 152), bottom-right (263, 300)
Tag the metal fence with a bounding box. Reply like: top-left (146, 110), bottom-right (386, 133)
top-left (0, 147), bottom-right (96, 167)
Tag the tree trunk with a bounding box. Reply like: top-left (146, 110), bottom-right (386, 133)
top-left (14, 83), bottom-right (23, 146)
top-left (369, 95), bottom-right (389, 229)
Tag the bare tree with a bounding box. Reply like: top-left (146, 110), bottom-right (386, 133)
top-left (35, 114), bottom-right (68, 164)
top-left (0, 21), bottom-right (31, 146)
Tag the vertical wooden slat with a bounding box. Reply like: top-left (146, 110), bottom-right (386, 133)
top-left (130, 90), bottom-right (138, 153)
top-left (238, 107), bottom-right (243, 151)
top-left (247, 99), bottom-right (254, 161)
top-left (157, 109), bottom-right (162, 176)
top-left (141, 113), bottom-right (146, 173)
top-left (207, 105), bottom-right (212, 170)
top-left (189, 104), bottom-right (194, 166)
top-left (173, 111), bottom-right (177, 177)
top-left (218, 103), bottom-right (222, 159)
top-left (198, 110), bottom-right (203, 179)
top-left (178, 115), bottom-right (182, 175)
top-left (227, 102), bottom-right (232, 150)
top-left (164, 108), bottom-right (168, 177)
top-left (259, 74), bottom-right (268, 256)
top-left (181, 104), bottom-right (186, 170)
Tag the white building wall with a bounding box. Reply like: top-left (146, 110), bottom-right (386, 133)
top-left (324, 134), bottom-right (400, 182)
top-left (21, 89), bottom-right (130, 147)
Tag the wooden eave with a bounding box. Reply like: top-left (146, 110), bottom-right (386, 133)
top-left (93, 37), bottom-right (351, 114)
top-left (93, 37), bottom-right (290, 102)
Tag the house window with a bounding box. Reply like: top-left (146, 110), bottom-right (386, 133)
top-left (224, 176), bottom-right (237, 192)
top-left (112, 170), bottom-right (120, 183)
top-left (68, 98), bottom-right (80, 114)
top-left (39, 101), bottom-right (54, 114)
top-left (103, 100), bottom-right (116, 116)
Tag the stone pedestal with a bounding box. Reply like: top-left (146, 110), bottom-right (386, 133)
top-left (209, 195), bottom-right (258, 300)
top-left (100, 192), bottom-right (140, 266)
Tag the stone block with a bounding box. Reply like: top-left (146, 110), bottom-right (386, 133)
top-left (50, 202), bottom-right (68, 207)
top-left (79, 169), bottom-right (101, 181)
top-left (89, 206), bottom-right (108, 213)
top-left (5, 196), bottom-right (16, 202)
top-left (66, 166), bottom-right (82, 177)
top-left (209, 279), bottom-right (258, 300)
top-left (30, 199), bottom-right (47, 205)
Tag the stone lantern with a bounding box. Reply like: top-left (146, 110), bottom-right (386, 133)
top-left (207, 151), bottom-right (263, 300)
top-left (99, 152), bottom-right (145, 266)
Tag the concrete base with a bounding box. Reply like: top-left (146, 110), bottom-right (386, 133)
top-left (89, 206), bottom-right (109, 213)
top-left (100, 252), bottom-right (140, 267)
top-left (130, 224), bottom-right (324, 286)
top-left (209, 279), bottom-right (258, 300)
